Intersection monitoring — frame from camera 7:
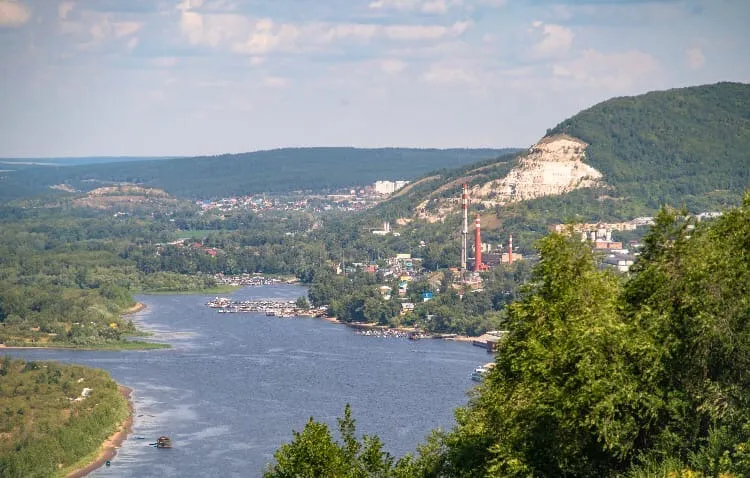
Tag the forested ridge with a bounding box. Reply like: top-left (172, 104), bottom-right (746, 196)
top-left (0, 148), bottom-right (513, 201)
top-left (0, 359), bottom-right (129, 477)
top-left (549, 81), bottom-right (750, 210)
top-left (265, 194), bottom-right (750, 477)
top-left (375, 82), bottom-right (749, 227)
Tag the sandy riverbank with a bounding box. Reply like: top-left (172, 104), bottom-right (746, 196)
top-left (66, 385), bottom-right (134, 478)
top-left (123, 302), bottom-right (147, 315)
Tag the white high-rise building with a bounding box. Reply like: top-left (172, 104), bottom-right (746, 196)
top-left (374, 181), bottom-right (396, 195)
top-left (374, 180), bottom-right (410, 195)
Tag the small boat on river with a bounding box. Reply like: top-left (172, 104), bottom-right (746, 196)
top-left (156, 436), bottom-right (172, 448)
top-left (471, 363), bottom-right (496, 382)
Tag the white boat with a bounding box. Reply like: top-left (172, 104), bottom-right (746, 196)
top-left (471, 363), bottom-right (495, 382)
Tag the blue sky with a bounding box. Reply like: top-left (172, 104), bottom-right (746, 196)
top-left (0, 0), bottom-right (748, 157)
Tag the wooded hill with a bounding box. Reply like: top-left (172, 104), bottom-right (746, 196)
top-left (375, 82), bottom-right (750, 227)
top-left (0, 148), bottom-right (515, 202)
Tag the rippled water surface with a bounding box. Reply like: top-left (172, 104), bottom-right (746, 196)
top-left (8, 285), bottom-right (489, 477)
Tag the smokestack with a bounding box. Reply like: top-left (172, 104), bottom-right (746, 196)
top-left (461, 184), bottom-right (468, 272)
top-left (474, 214), bottom-right (482, 272)
top-left (509, 234), bottom-right (513, 265)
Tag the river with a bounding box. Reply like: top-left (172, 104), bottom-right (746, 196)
top-left (6, 285), bottom-right (490, 477)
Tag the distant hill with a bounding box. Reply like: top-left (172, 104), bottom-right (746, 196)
top-left (0, 156), bottom-right (179, 166)
top-left (377, 82), bottom-right (750, 227)
top-left (548, 81), bottom-right (750, 209)
top-left (0, 148), bottom-right (515, 201)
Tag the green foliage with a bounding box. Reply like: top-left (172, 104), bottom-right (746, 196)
top-left (264, 404), bottom-right (399, 478)
top-left (307, 262), bottom-right (532, 335)
top-left (405, 194), bottom-right (750, 477)
top-left (0, 359), bottom-right (129, 478)
top-left (549, 82), bottom-right (750, 211)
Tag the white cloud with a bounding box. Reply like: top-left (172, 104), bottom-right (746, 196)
top-left (178, 6), bottom-right (472, 56)
top-left (151, 57), bottom-right (179, 68)
top-left (380, 59), bottom-right (408, 74)
top-left (368, 0), bottom-right (501, 13)
top-left (58, 1), bottom-right (74, 21)
top-left (87, 16), bottom-right (141, 43)
top-left (422, 0), bottom-right (450, 14)
top-left (422, 62), bottom-right (479, 86)
top-left (369, 0), bottom-right (457, 14)
top-left (553, 49), bottom-right (660, 90)
top-left (58, 5), bottom-right (143, 49)
top-left (529, 22), bottom-right (574, 60)
top-left (0, 0), bottom-right (30, 27)
top-left (232, 19), bottom-right (301, 55)
top-left (312, 22), bottom-right (379, 43)
top-left (262, 76), bottom-right (289, 88)
top-left (383, 21), bottom-right (469, 40)
top-left (114, 21), bottom-right (142, 38)
top-left (177, 0), bottom-right (206, 11)
top-left (685, 47), bottom-right (705, 70)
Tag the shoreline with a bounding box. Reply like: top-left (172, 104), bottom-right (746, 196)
top-left (65, 385), bottom-right (134, 478)
top-left (317, 316), bottom-right (483, 342)
top-left (123, 302), bottom-right (147, 315)
top-left (0, 341), bottom-right (168, 351)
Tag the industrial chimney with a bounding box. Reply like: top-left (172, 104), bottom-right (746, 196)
top-left (509, 234), bottom-right (513, 265)
top-left (461, 184), bottom-right (468, 272)
top-left (474, 214), bottom-right (482, 272)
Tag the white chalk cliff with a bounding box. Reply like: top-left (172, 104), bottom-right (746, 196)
top-left (416, 134), bottom-right (604, 222)
top-left (473, 134), bottom-right (602, 206)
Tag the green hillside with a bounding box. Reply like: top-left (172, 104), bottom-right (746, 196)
top-left (0, 147), bottom-right (515, 201)
top-left (378, 82), bottom-right (749, 225)
top-left (549, 81), bottom-right (750, 210)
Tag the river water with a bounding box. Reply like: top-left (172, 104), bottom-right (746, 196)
top-left (7, 285), bottom-right (489, 477)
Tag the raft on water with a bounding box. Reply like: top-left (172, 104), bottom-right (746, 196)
top-left (156, 436), bottom-right (172, 448)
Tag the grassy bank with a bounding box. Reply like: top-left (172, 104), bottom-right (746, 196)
top-left (0, 359), bottom-right (130, 478)
top-left (140, 284), bottom-right (241, 295)
top-left (0, 340), bottom-right (169, 351)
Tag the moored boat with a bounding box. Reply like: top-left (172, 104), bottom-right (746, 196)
top-left (471, 362), bottom-right (496, 382)
top-left (156, 436), bottom-right (172, 448)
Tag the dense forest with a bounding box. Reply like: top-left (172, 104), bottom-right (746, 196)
top-left (0, 148), bottom-right (513, 201)
top-left (0, 359), bottom-right (129, 477)
top-left (0, 204), bottom-right (230, 348)
top-left (265, 194), bottom-right (750, 477)
top-left (549, 81), bottom-right (750, 210)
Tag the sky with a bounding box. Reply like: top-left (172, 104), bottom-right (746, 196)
top-left (0, 0), bottom-right (748, 157)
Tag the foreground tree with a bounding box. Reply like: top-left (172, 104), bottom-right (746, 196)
top-left (264, 404), bottom-right (398, 478)
top-left (422, 194), bottom-right (750, 477)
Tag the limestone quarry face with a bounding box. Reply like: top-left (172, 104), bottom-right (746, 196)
top-left (415, 134), bottom-right (604, 222)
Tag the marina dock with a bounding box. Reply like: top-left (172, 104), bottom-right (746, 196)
top-left (206, 297), bottom-right (321, 318)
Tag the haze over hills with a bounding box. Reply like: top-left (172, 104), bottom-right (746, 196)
top-left (0, 156), bottom-right (179, 167)
top-left (377, 82), bottom-right (750, 228)
top-left (0, 147), bottom-right (515, 202)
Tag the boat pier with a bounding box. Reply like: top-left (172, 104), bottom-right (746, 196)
top-left (206, 297), bottom-right (321, 318)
